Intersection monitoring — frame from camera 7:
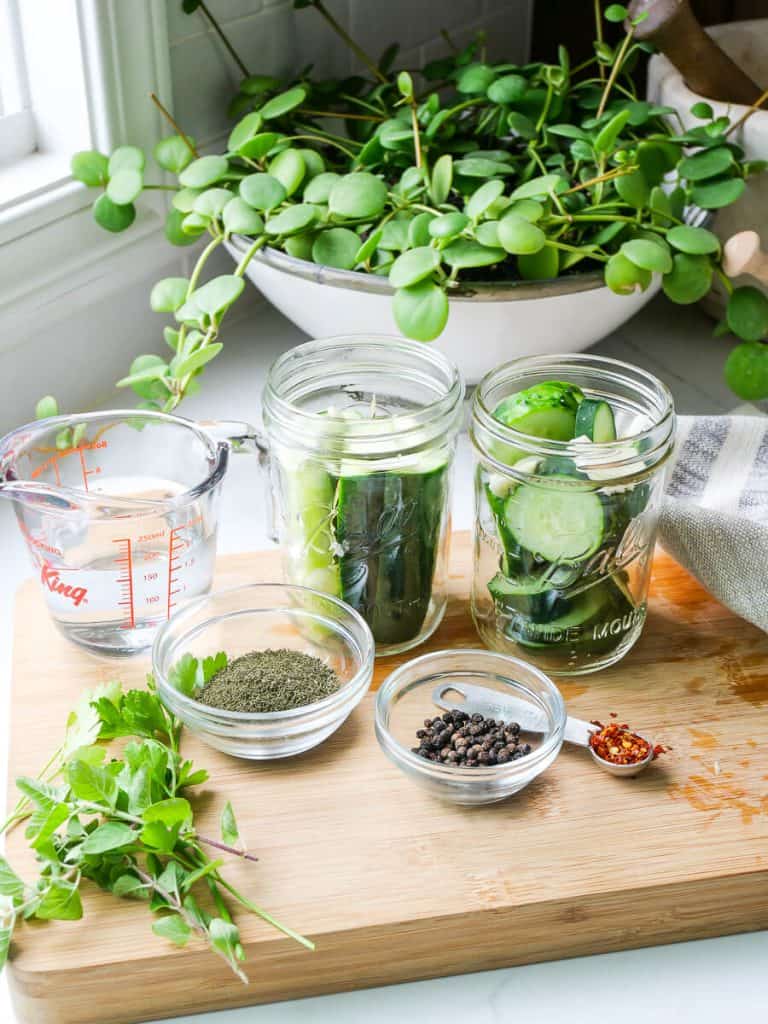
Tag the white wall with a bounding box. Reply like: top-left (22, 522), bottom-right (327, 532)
top-left (0, 0), bottom-right (532, 432)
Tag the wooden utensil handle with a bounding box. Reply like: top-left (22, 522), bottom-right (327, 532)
top-left (628, 0), bottom-right (762, 106)
top-left (724, 231), bottom-right (768, 285)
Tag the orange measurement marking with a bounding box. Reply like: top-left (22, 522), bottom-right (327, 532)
top-left (113, 538), bottom-right (135, 628)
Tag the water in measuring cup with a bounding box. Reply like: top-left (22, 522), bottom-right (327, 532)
top-left (37, 476), bottom-right (217, 656)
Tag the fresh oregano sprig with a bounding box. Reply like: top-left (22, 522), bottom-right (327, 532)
top-left (60, 1), bottom-right (768, 413)
top-left (0, 677), bottom-right (313, 980)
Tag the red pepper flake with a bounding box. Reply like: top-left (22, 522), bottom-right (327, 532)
top-left (588, 719), bottom-right (661, 765)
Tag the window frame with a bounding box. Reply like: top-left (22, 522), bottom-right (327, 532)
top-left (0, 0), bottom-right (174, 329)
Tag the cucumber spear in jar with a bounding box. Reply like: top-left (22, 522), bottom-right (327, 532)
top-left (481, 381), bottom-right (649, 661)
top-left (281, 405), bottom-right (449, 649)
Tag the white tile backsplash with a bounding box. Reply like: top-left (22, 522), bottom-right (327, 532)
top-left (166, 0), bottom-right (533, 145)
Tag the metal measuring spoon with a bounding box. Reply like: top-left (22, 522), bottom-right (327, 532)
top-left (431, 681), bottom-right (654, 778)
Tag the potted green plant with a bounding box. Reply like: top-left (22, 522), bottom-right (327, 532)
top-left (68, 0), bottom-right (768, 404)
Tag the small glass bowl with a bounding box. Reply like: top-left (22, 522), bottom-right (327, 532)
top-left (375, 649), bottom-right (566, 805)
top-left (152, 583), bottom-right (375, 759)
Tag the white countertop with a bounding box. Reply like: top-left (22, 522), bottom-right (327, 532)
top-left (2, 296), bottom-right (766, 1022)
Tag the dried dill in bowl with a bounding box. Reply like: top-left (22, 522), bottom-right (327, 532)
top-left (195, 649), bottom-right (340, 713)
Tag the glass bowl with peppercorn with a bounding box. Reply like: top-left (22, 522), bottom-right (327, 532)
top-left (152, 583), bottom-right (374, 759)
top-left (375, 649), bottom-right (566, 805)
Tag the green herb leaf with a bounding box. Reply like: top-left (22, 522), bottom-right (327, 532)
top-left (269, 149), bottom-right (306, 196)
top-left (518, 246), bottom-right (560, 281)
top-left (0, 856), bottom-right (25, 900)
top-left (175, 343), bottom-right (224, 378)
top-left (108, 146), bottom-right (146, 176)
top-left (311, 227), bottom-right (360, 270)
top-left (441, 238), bottom-right (505, 268)
top-left (605, 251), bottom-right (652, 295)
top-left (679, 147), bottom-right (733, 182)
top-left (497, 213), bottom-right (546, 255)
top-left (260, 85), bottom-right (307, 120)
top-left (143, 798), bottom-right (193, 828)
top-left (604, 4), bottom-right (628, 22)
top-left (168, 653), bottom-right (200, 697)
top-left (690, 176), bottom-right (745, 209)
top-left (220, 801), bottom-right (240, 848)
top-left (510, 174), bottom-right (563, 200)
top-left (192, 275), bottom-right (245, 317)
top-left (193, 188), bottom-right (234, 219)
top-left (82, 822), bottom-right (136, 855)
top-left (429, 154), bottom-right (453, 205)
top-left (227, 112), bottom-right (264, 153)
top-left (221, 197), bottom-right (265, 237)
top-left (614, 168), bottom-right (650, 208)
top-left (152, 913), bottom-right (192, 946)
top-left (594, 109), bottom-right (631, 156)
top-left (35, 881), bottom-right (83, 921)
top-left (35, 395), bottom-right (59, 420)
top-left (487, 73), bottom-right (527, 104)
top-left (621, 238), bottom-right (673, 274)
top-left (465, 179), bottom-right (505, 221)
top-left (67, 760), bottom-right (118, 809)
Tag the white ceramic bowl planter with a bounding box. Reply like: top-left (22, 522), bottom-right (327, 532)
top-left (226, 237), bottom-right (659, 384)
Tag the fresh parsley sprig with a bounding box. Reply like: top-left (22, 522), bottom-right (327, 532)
top-left (0, 678), bottom-right (312, 981)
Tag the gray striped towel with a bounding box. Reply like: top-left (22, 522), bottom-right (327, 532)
top-left (660, 415), bottom-right (768, 631)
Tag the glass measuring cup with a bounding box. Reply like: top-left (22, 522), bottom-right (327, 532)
top-left (0, 410), bottom-right (258, 656)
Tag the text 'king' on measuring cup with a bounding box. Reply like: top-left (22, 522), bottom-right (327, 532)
top-left (0, 410), bottom-right (261, 656)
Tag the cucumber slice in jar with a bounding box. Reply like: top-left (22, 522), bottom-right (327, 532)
top-left (504, 475), bottom-right (604, 564)
top-left (283, 459), bottom-right (343, 596)
top-left (492, 381), bottom-right (584, 441)
top-left (574, 398), bottom-right (617, 442)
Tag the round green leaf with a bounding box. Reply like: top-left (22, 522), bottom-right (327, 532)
top-left (269, 148), bottom-right (305, 196)
top-left (154, 135), bottom-right (195, 174)
top-left (430, 154), bottom-right (453, 205)
top-left (637, 140), bottom-right (678, 185)
top-left (621, 238), bottom-right (673, 274)
top-left (71, 150), bottom-right (109, 186)
top-left (304, 172), bottom-right (340, 204)
top-left (455, 158), bottom-right (513, 179)
top-left (487, 73), bottom-right (526, 105)
top-left (178, 155), bottom-right (229, 189)
top-left (667, 225), bottom-right (721, 256)
top-left (284, 233), bottom-right (315, 260)
top-left (93, 194), bottom-right (136, 232)
top-left (466, 179), bottom-right (505, 221)
top-left (441, 239), bottom-right (505, 269)
top-left (265, 204), bottom-right (318, 236)
top-left (691, 101), bottom-right (714, 120)
top-left (615, 168), bottom-right (650, 208)
top-left (311, 227), bottom-right (360, 270)
top-left (679, 146), bottom-right (733, 182)
top-left (182, 211), bottom-right (209, 235)
top-left (605, 252), bottom-right (652, 295)
top-left (727, 286), bottom-right (768, 342)
top-left (108, 146), bottom-right (145, 175)
top-left (408, 211), bottom-right (434, 248)
top-left (151, 277), bottom-right (189, 313)
top-left (237, 132), bottom-right (282, 160)
top-left (662, 252), bottom-right (712, 304)
top-left (594, 109), bottom-right (631, 156)
top-left (456, 63), bottom-right (497, 96)
top-left (388, 246), bottom-right (441, 288)
top-left (297, 148), bottom-right (325, 179)
top-left (260, 85), bottom-right (307, 120)
top-left (429, 212), bottom-right (470, 240)
top-left (192, 275), bottom-right (246, 317)
top-left (393, 281), bottom-right (449, 341)
top-left (239, 173), bottom-right (287, 211)
top-left (724, 341), bottom-right (768, 400)
top-left (165, 207), bottom-right (200, 246)
top-left (172, 187), bottom-right (201, 213)
top-left (106, 168), bottom-right (143, 206)
top-left (35, 395), bottom-right (59, 420)
top-left (518, 246), bottom-right (559, 280)
top-left (328, 173), bottom-right (388, 219)
top-left (222, 196), bottom-right (264, 235)
top-left (475, 221), bottom-right (501, 247)
top-left (508, 199), bottom-right (544, 223)
top-left (397, 70), bottom-right (414, 100)
top-left (498, 213), bottom-right (546, 255)
top-left (506, 111), bottom-right (537, 140)
top-left (227, 112), bottom-right (264, 153)
top-left (355, 228), bottom-right (383, 264)
top-left (605, 4), bottom-right (628, 22)
top-left (379, 218), bottom-right (410, 251)
top-left (510, 174), bottom-right (563, 200)
top-left (690, 176), bottom-right (745, 210)
top-left (240, 74), bottom-right (281, 97)
top-left (193, 188), bottom-right (233, 219)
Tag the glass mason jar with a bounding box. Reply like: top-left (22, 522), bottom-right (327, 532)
top-left (471, 354), bottom-right (675, 676)
top-left (262, 336), bottom-right (465, 656)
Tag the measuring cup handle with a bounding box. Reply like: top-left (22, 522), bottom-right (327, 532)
top-left (199, 420), bottom-right (278, 543)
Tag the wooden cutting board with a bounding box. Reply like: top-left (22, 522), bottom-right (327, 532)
top-left (5, 533), bottom-right (768, 1024)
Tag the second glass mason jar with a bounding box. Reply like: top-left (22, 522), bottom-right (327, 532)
top-left (262, 336), bottom-right (465, 655)
top-left (471, 354), bottom-right (675, 676)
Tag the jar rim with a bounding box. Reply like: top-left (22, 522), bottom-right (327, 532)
top-left (471, 353), bottom-right (675, 477)
top-left (263, 334), bottom-right (465, 456)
